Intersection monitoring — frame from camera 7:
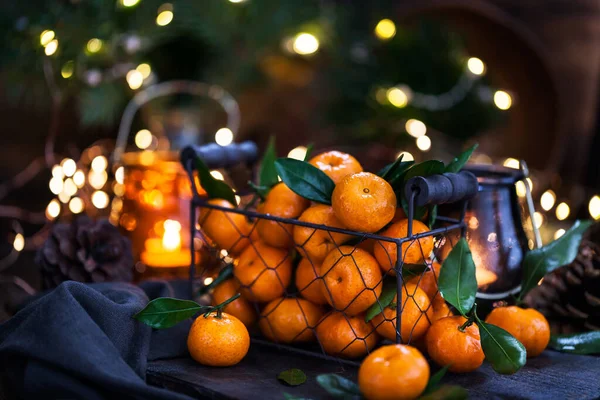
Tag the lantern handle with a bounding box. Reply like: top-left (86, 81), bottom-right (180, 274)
top-left (520, 160), bottom-right (543, 249)
top-left (404, 171), bottom-right (479, 207)
top-left (112, 80), bottom-right (241, 163)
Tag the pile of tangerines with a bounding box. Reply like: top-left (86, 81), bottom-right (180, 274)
top-left (189, 150), bottom-right (551, 400)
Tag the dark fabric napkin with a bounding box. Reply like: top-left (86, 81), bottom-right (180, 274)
top-left (0, 280), bottom-right (194, 400)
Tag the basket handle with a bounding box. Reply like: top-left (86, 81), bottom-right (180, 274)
top-left (180, 141), bottom-right (258, 170)
top-left (405, 171), bottom-right (478, 206)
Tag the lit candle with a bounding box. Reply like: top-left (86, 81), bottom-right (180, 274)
top-left (141, 219), bottom-right (191, 268)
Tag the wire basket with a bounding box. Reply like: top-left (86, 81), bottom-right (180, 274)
top-left (180, 143), bottom-right (478, 366)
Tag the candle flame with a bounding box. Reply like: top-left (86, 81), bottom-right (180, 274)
top-left (162, 219), bottom-right (181, 251)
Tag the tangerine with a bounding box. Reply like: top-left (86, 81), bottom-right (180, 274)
top-left (320, 246), bottom-right (383, 316)
top-left (331, 172), bottom-right (396, 233)
top-left (199, 199), bottom-right (254, 255)
top-left (295, 257), bottom-right (328, 305)
top-left (407, 262), bottom-right (442, 301)
top-left (309, 150), bottom-right (363, 184)
top-left (233, 241), bottom-right (292, 303)
top-left (485, 306), bottom-right (550, 357)
top-left (211, 279), bottom-right (257, 327)
top-left (425, 316), bottom-right (484, 373)
top-left (293, 205), bottom-right (352, 262)
top-left (371, 283), bottom-right (433, 343)
top-left (259, 297), bottom-right (323, 343)
top-left (358, 344), bottom-right (430, 400)
top-left (316, 311), bottom-right (379, 358)
top-left (374, 219), bottom-right (434, 274)
top-left (257, 183), bottom-right (310, 248)
top-left (187, 311), bottom-right (250, 367)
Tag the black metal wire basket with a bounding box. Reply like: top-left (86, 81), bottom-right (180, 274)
top-left (180, 142), bottom-right (478, 366)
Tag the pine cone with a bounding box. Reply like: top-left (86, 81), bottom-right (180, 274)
top-left (37, 217), bottom-right (133, 289)
top-left (525, 225), bottom-right (600, 334)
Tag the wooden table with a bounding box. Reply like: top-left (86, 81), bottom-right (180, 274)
top-left (147, 343), bottom-right (600, 399)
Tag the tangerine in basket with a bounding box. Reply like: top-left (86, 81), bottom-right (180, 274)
top-left (373, 219), bottom-right (434, 274)
top-left (407, 261), bottom-right (442, 301)
top-left (358, 344), bottom-right (430, 400)
top-left (293, 205), bottom-right (352, 262)
top-left (295, 257), bottom-right (328, 305)
top-left (308, 150), bottom-right (363, 184)
top-left (371, 283), bottom-right (433, 343)
top-left (211, 279), bottom-right (257, 327)
top-left (187, 311), bottom-right (250, 367)
top-left (233, 241), bottom-right (292, 303)
top-left (331, 172), bottom-right (396, 233)
top-left (198, 199), bottom-right (254, 255)
top-left (485, 305), bottom-right (550, 357)
top-left (316, 311), bottom-right (379, 359)
top-left (257, 183), bottom-right (310, 248)
top-left (425, 315), bottom-right (484, 373)
top-left (320, 246), bottom-right (383, 316)
top-left (259, 297), bottom-right (323, 343)
top-left (431, 293), bottom-right (453, 323)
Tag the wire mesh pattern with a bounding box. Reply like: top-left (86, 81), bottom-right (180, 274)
top-left (186, 190), bottom-right (466, 365)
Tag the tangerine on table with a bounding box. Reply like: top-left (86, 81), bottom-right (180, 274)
top-left (431, 293), bottom-right (453, 323)
top-left (257, 183), bottom-right (310, 248)
top-left (198, 199), bottom-right (254, 255)
top-left (308, 150), bottom-right (363, 184)
top-left (293, 205), bottom-right (352, 263)
top-left (371, 283), bottom-right (433, 343)
top-left (373, 219), bottom-right (434, 274)
top-left (211, 279), bottom-right (257, 327)
top-left (187, 311), bottom-right (250, 367)
top-left (315, 311), bottom-right (379, 358)
top-left (485, 305), bottom-right (550, 357)
top-left (259, 297), bottom-right (323, 343)
top-left (407, 261), bottom-right (442, 300)
top-left (233, 241), bottom-right (292, 303)
top-left (331, 172), bottom-right (396, 233)
top-left (425, 316), bottom-right (485, 373)
top-left (295, 257), bottom-right (328, 305)
top-left (358, 344), bottom-right (430, 400)
top-left (320, 246), bottom-right (383, 316)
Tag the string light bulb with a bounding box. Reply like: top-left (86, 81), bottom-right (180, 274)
top-left (467, 57), bottom-right (485, 76)
top-left (121, 0), bottom-right (141, 7)
top-left (405, 119), bottom-right (426, 137)
top-left (494, 90), bottom-right (512, 110)
top-left (228, 0), bottom-right (247, 2)
top-left (135, 129), bottom-right (153, 149)
top-left (374, 19), bottom-right (396, 40)
top-left (533, 212), bottom-right (544, 229)
top-left (61, 158), bottom-right (77, 177)
top-left (554, 229), bottom-right (566, 240)
top-left (215, 128), bottom-right (233, 146)
top-left (89, 170), bottom-right (108, 190)
top-left (73, 170), bottom-right (85, 188)
top-left (46, 199), bottom-right (61, 220)
top-left (92, 191), bottom-right (109, 209)
top-left (61, 61), bottom-right (74, 79)
top-left (396, 151), bottom-right (414, 162)
top-left (288, 146), bottom-right (308, 160)
top-left (115, 167), bottom-right (124, 185)
top-left (589, 195), bottom-right (600, 220)
top-left (416, 135), bottom-right (432, 152)
top-left (540, 190), bottom-right (556, 211)
top-left (136, 63), bottom-right (151, 79)
top-left (210, 170), bottom-right (224, 180)
top-left (13, 233), bottom-right (25, 252)
top-left (556, 202), bottom-right (570, 221)
top-left (40, 30), bottom-right (55, 46)
top-left (69, 197), bottom-right (84, 214)
top-left (49, 177), bottom-right (64, 195)
top-left (503, 158), bottom-right (520, 169)
top-left (126, 69), bottom-right (144, 90)
top-left (156, 4), bottom-right (174, 26)
top-left (86, 38), bottom-right (103, 54)
top-left (386, 87), bottom-right (409, 108)
top-left (44, 40), bottom-right (58, 56)
top-left (292, 33), bottom-right (319, 55)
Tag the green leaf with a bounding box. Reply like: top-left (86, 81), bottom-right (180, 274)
top-left (365, 281), bottom-right (397, 322)
top-left (379, 153), bottom-right (405, 180)
top-left (304, 143), bottom-right (314, 161)
top-left (438, 238), bottom-right (477, 316)
top-left (378, 154), bottom-right (414, 190)
top-left (316, 374), bottom-right (361, 398)
top-left (445, 144), bottom-right (478, 173)
top-left (477, 320), bottom-right (526, 374)
top-left (428, 205), bottom-right (438, 228)
top-left (419, 385), bottom-right (468, 400)
top-left (260, 136), bottom-right (279, 189)
top-left (248, 181), bottom-right (270, 199)
top-left (520, 220), bottom-right (593, 298)
top-left (402, 263), bottom-right (429, 277)
top-left (134, 298), bottom-right (203, 329)
top-left (198, 264), bottom-right (233, 296)
top-left (423, 365), bottom-right (450, 395)
top-left (195, 158), bottom-right (237, 205)
top-left (283, 393), bottom-right (312, 400)
top-left (549, 331), bottom-right (600, 354)
top-left (278, 369), bottom-right (307, 386)
top-left (275, 158), bottom-right (335, 204)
